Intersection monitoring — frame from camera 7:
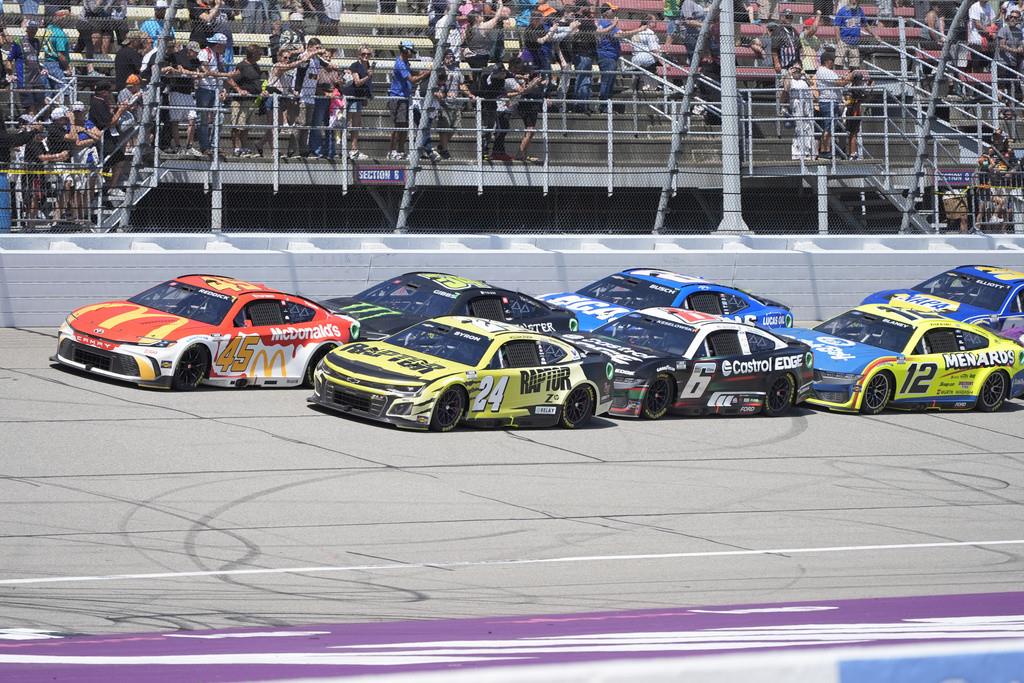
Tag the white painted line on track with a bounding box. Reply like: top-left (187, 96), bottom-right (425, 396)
top-left (1, 539), bottom-right (1023, 587)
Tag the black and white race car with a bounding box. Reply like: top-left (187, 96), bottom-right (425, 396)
top-left (322, 272), bottom-right (577, 340)
top-left (562, 307), bottom-right (815, 418)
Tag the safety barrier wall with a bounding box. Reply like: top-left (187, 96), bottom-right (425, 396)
top-left (3, 234), bottom-right (1024, 327)
top-left (340, 639), bottom-right (1024, 683)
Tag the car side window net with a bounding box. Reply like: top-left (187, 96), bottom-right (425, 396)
top-left (922, 329), bottom-right (960, 354)
top-left (746, 331), bottom-right (777, 353)
top-left (501, 341), bottom-right (542, 368)
top-left (687, 292), bottom-right (724, 315)
top-left (469, 297), bottom-right (506, 321)
top-left (959, 329), bottom-right (990, 351)
top-left (537, 342), bottom-right (567, 365)
top-left (703, 331), bottom-right (743, 357)
top-left (247, 301), bottom-right (286, 327)
top-left (721, 293), bottom-right (748, 314)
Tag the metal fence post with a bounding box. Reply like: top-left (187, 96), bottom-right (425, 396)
top-left (817, 164), bottom-right (828, 234)
top-left (717, 0), bottom-right (748, 233)
top-left (272, 94), bottom-right (280, 195)
top-left (476, 96), bottom-right (483, 195)
top-left (542, 98), bottom-right (549, 196)
top-left (212, 88), bottom-right (223, 233)
top-left (606, 105), bottom-right (613, 197)
top-left (342, 120), bottom-right (349, 196)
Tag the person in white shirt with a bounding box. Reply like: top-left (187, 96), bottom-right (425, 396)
top-left (812, 50), bottom-right (852, 158)
top-left (968, 0), bottom-right (995, 71)
top-left (787, 64), bottom-right (816, 161)
top-left (630, 15), bottom-right (661, 93)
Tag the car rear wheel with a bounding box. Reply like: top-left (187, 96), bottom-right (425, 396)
top-left (303, 345), bottom-right (335, 388)
top-left (430, 386), bottom-right (466, 432)
top-left (763, 373), bottom-right (795, 417)
top-left (859, 372), bottom-right (892, 415)
top-left (976, 371), bottom-right (1008, 413)
top-left (171, 345), bottom-right (208, 391)
top-left (641, 375), bottom-right (673, 420)
top-left (560, 385), bottom-right (595, 429)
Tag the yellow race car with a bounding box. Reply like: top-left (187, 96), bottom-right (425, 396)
top-left (783, 304), bottom-right (1024, 413)
top-left (309, 317), bottom-right (614, 431)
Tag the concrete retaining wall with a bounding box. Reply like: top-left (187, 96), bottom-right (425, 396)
top-left (3, 234), bottom-right (1024, 327)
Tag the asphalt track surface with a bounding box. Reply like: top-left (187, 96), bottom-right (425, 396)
top-left (3, 327), bottom-right (1024, 642)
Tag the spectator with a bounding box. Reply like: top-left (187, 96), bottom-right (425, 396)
top-left (190, 0), bottom-right (234, 64)
top-left (387, 40), bottom-right (431, 160)
top-left (595, 3), bottom-right (642, 111)
top-left (66, 102), bottom-right (102, 222)
top-left (770, 10), bottom-right (800, 75)
top-left (114, 30), bottom-right (144, 91)
top-left (436, 8), bottom-right (469, 56)
top-left (229, 45), bottom-right (265, 158)
top-left (167, 40), bottom-right (202, 154)
top-left (326, 82), bottom-right (346, 160)
top-left (195, 32), bottom-right (235, 156)
top-left (800, 12), bottom-right (822, 74)
top-left (520, 11), bottom-right (550, 72)
top-left (141, 1), bottom-right (174, 42)
top-left (547, 9), bottom-right (580, 101)
top-left (571, 4), bottom-right (597, 112)
top-left (998, 9), bottom-right (1024, 95)
top-left (834, 0), bottom-right (874, 69)
top-left (267, 44), bottom-right (307, 159)
top-left (968, 0), bottom-right (996, 70)
top-left (0, 119), bottom-right (43, 232)
top-left (78, 0), bottom-right (126, 55)
top-left (669, 0), bottom-right (705, 59)
top-left (786, 63), bottom-right (815, 160)
top-left (323, 0), bottom-right (343, 34)
top-left (463, 7), bottom-right (506, 82)
top-left (630, 16), bottom-right (661, 93)
top-left (508, 56), bottom-right (543, 163)
top-left (477, 60), bottom-right (508, 160)
top-left (43, 9), bottom-right (72, 103)
top-left (10, 20), bottom-right (46, 116)
top-left (344, 45), bottom-right (373, 160)
top-left (436, 50), bottom-right (473, 160)
top-left (242, 0), bottom-right (277, 29)
top-left (304, 44), bottom-right (343, 159)
top-left (923, 3), bottom-right (946, 44)
top-left (842, 71), bottom-right (867, 159)
top-left (747, 0), bottom-right (780, 24)
top-left (813, 50), bottom-right (850, 158)
top-left (0, 29), bottom-right (9, 91)
top-left (43, 106), bottom-right (74, 223)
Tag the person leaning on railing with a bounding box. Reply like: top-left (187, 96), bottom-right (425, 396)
top-left (267, 43), bottom-right (308, 160)
top-left (343, 45), bottom-right (373, 161)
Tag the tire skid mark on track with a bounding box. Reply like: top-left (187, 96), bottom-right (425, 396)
top-left (863, 415), bottom-right (999, 454)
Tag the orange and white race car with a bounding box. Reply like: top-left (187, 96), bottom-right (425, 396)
top-left (52, 274), bottom-right (359, 390)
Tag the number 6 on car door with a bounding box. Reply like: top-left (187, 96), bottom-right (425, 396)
top-left (472, 375), bottom-right (509, 412)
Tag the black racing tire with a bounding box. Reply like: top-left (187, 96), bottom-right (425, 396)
top-left (859, 371), bottom-right (892, 415)
top-left (641, 374), bottom-right (674, 420)
top-left (430, 385), bottom-right (466, 432)
top-left (763, 373), bottom-right (796, 417)
top-left (560, 384), bottom-right (595, 429)
top-left (976, 371), bottom-right (1009, 413)
top-left (171, 344), bottom-right (209, 391)
top-left (303, 345), bottom-right (335, 388)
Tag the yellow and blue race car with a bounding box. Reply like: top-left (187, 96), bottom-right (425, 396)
top-left (782, 304), bottom-right (1024, 413)
top-left (309, 317), bottom-right (614, 431)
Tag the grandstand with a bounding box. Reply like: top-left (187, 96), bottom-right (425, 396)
top-left (0, 0), bottom-right (1012, 234)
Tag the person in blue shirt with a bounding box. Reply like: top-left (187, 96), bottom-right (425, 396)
top-left (140, 0), bottom-right (174, 42)
top-left (833, 0), bottom-right (873, 69)
top-left (9, 20), bottom-right (46, 116)
top-left (387, 40), bottom-right (431, 160)
top-left (595, 3), bottom-right (641, 107)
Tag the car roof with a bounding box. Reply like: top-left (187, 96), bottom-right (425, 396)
top-left (854, 303), bottom-right (957, 328)
top-left (616, 268), bottom-right (709, 289)
top-left (633, 307), bottom-right (725, 327)
top-left (432, 316), bottom-right (554, 340)
top-left (953, 265), bottom-right (1024, 285)
top-left (176, 274), bottom-right (282, 296)
top-left (402, 272), bottom-right (494, 290)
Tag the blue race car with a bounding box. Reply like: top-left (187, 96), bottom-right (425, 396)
top-left (539, 268), bottom-right (793, 332)
top-left (862, 265), bottom-right (1024, 330)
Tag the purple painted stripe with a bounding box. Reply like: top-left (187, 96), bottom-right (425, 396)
top-left (1, 592), bottom-right (1023, 681)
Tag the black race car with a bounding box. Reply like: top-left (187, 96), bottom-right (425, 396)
top-left (322, 272), bottom-right (578, 340)
top-left (562, 307), bottom-right (814, 419)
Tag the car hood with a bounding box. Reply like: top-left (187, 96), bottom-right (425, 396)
top-left (324, 297), bottom-right (421, 339)
top-left (67, 301), bottom-right (211, 344)
top-left (862, 289), bottom-right (994, 321)
top-left (538, 292), bottom-right (634, 331)
top-left (780, 327), bottom-right (896, 374)
top-left (325, 340), bottom-right (471, 385)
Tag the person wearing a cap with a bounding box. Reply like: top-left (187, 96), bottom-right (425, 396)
top-left (196, 32), bottom-right (238, 155)
top-left (812, 49), bottom-right (850, 160)
top-left (189, 0), bottom-right (234, 64)
top-left (387, 40), bottom-right (431, 160)
top-left (64, 102), bottom-right (102, 222)
top-left (114, 30), bottom-right (144, 91)
top-left (595, 3), bottom-right (642, 108)
top-left (0, 117), bottom-right (43, 232)
top-left (462, 3), bottom-right (506, 84)
top-left (800, 11), bottom-right (822, 74)
top-left (141, 0), bottom-right (175, 42)
top-left (167, 40), bottom-right (203, 154)
top-left (278, 12), bottom-right (307, 55)
top-left (343, 45), bottom-right (374, 161)
top-left (9, 19), bottom-right (47, 116)
top-left (769, 10), bottom-right (800, 76)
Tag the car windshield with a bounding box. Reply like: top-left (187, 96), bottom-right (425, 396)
top-left (912, 271), bottom-right (1010, 311)
top-left (128, 281), bottom-right (234, 325)
top-left (814, 311), bottom-right (914, 353)
top-left (387, 321), bottom-right (492, 367)
top-left (594, 313), bottom-right (697, 356)
top-left (352, 276), bottom-right (461, 319)
top-left (578, 275), bottom-right (679, 309)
